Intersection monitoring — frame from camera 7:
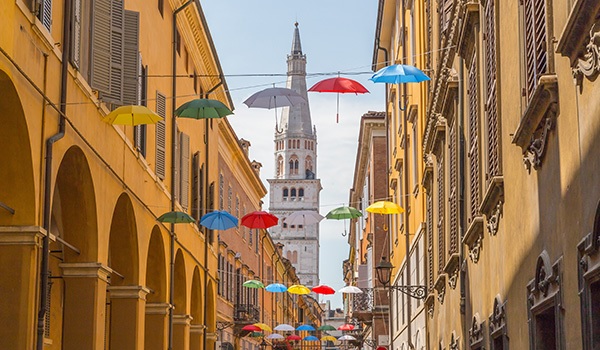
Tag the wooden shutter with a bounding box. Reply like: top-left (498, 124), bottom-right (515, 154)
top-left (179, 132), bottom-right (190, 210)
top-left (191, 152), bottom-right (202, 220)
top-left (427, 190), bottom-right (434, 289)
top-left (449, 120), bottom-right (458, 255)
top-left (71, 0), bottom-right (81, 68)
top-left (437, 153), bottom-right (445, 273)
top-left (90, 0), bottom-right (111, 94)
top-left (484, 0), bottom-right (501, 179)
top-left (103, 0), bottom-right (124, 105)
top-left (467, 54), bottom-right (480, 218)
top-left (122, 10), bottom-right (139, 106)
top-left (39, 0), bottom-right (52, 31)
top-left (523, 0), bottom-right (548, 100)
top-left (155, 92), bottom-right (166, 180)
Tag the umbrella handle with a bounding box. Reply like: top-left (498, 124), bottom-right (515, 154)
top-left (336, 92), bottom-right (340, 123)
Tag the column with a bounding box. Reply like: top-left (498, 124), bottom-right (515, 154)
top-left (107, 285), bottom-right (151, 350)
top-left (145, 303), bottom-right (171, 350)
top-left (189, 324), bottom-right (204, 350)
top-left (0, 226), bottom-right (44, 349)
top-left (206, 330), bottom-right (218, 350)
top-left (173, 314), bottom-right (192, 350)
top-left (60, 262), bottom-right (112, 350)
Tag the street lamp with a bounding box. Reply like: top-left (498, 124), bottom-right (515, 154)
top-left (260, 338), bottom-right (270, 350)
top-left (375, 257), bottom-right (427, 300)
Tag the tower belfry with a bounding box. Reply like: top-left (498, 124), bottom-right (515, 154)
top-left (268, 23), bottom-right (321, 287)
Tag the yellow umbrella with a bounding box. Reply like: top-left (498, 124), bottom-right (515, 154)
top-left (253, 323), bottom-right (272, 332)
top-left (321, 336), bottom-right (337, 342)
top-left (366, 200), bottom-right (404, 214)
top-left (287, 284), bottom-right (311, 295)
top-left (102, 105), bottom-right (163, 125)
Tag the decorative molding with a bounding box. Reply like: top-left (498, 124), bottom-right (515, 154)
top-left (527, 251), bottom-right (561, 301)
top-left (463, 216), bottom-right (484, 263)
top-left (444, 253), bottom-right (460, 289)
top-left (489, 295), bottom-right (507, 338)
top-left (425, 293), bottom-right (436, 319)
top-left (480, 176), bottom-right (504, 236)
top-left (0, 225), bottom-right (45, 246)
top-left (449, 332), bottom-right (459, 350)
top-left (173, 314), bottom-right (193, 326)
top-left (469, 313), bottom-right (485, 347)
top-left (458, 1), bottom-right (480, 60)
top-left (146, 303), bottom-right (172, 315)
top-left (556, 0), bottom-right (600, 67)
top-left (60, 262), bottom-right (113, 283)
top-left (486, 201), bottom-right (503, 236)
top-left (573, 24), bottom-right (600, 85)
top-left (107, 285), bottom-right (151, 300)
top-left (511, 75), bottom-right (559, 171)
top-left (434, 274), bottom-right (447, 304)
top-left (422, 154), bottom-right (434, 190)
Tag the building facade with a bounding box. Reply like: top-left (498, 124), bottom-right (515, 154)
top-left (268, 23), bottom-right (322, 288)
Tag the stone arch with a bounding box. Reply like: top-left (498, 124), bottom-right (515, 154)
top-left (174, 249), bottom-right (187, 312)
top-left (108, 193), bottom-right (140, 285)
top-left (190, 267), bottom-right (203, 350)
top-left (146, 226), bottom-right (167, 302)
top-left (277, 155), bottom-right (284, 176)
top-left (206, 280), bottom-right (217, 348)
top-left (0, 69), bottom-right (36, 225)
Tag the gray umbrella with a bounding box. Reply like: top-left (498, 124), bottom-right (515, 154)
top-left (243, 87), bottom-right (305, 109)
top-left (283, 210), bottom-right (324, 226)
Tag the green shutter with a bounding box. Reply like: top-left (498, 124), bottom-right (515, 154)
top-left (155, 92), bottom-right (167, 180)
top-left (123, 10), bottom-right (139, 106)
top-left (91, 0), bottom-right (111, 94)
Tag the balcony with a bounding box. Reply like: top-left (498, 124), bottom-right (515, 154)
top-left (234, 304), bottom-right (260, 323)
top-left (351, 288), bottom-right (374, 322)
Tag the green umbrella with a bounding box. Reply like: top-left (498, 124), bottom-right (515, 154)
top-left (325, 206), bottom-right (362, 220)
top-left (175, 98), bottom-right (233, 119)
top-left (243, 279), bottom-right (265, 289)
top-left (157, 211), bottom-right (196, 223)
top-left (318, 325), bottom-right (336, 331)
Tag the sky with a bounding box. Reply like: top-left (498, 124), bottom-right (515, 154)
top-left (202, 0), bottom-right (385, 309)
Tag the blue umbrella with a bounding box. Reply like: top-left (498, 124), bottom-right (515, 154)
top-left (296, 324), bottom-right (316, 331)
top-left (303, 336), bottom-right (319, 341)
top-left (265, 283), bottom-right (288, 293)
top-left (370, 64), bottom-right (430, 84)
top-left (200, 210), bottom-right (238, 230)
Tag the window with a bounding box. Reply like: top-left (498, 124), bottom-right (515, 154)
top-left (467, 53), bottom-right (481, 219)
top-left (298, 188), bottom-right (304, 197)
top-left (176, 30), bottom-right (182, 56)
top-left (283, 223), bottom-right (287, 228)
top-left (155, 92), bottom-right (167, 180)
top-left (178, 132), bottom-right (190, 210)
top-left (469, 314), bottom-right (485, 350)
top-left (227, 186), bottom-right (232, 212)
top-left (219, 174), bottom-right (224, 210)
top-left (484, 0), bottom-right (501, 180)
top-left (522, 0), bottom-right (549, 102)
top-left (578, 202), bottom-right (600, 350)
top-left (283, 188), bottom-right (289, 198)
top-left (291, 188), bottom-right (297, 197)
top-left (37, 0), bottom-right (52, 31)
top-left (191, 153), bottom-right (203, 221)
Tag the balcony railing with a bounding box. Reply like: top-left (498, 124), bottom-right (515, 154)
top-left (352, 288), bottom-right (373, 312)
top-left (234, 304), bottom-right (260, 323)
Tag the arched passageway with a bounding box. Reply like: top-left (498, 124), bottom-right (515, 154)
top-left (144, 226), bottom-right (169, 350)
top-left (173, 250), bottom-right (190, 350)
top-left (190, 267), bottom-right (203, 350)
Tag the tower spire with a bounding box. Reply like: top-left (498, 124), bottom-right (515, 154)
top-left (292, 22), bottom-right (302, 55)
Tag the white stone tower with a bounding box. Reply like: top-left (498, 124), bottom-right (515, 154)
top-left (268, 23), bottom-right (321, 287)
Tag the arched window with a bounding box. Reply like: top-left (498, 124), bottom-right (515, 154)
top-left (305, 156), bottom-right (313, 172)
top-left (277, 155), bottom-right (284, 176)
top-left (287, 140), bottom-right (291, 148)
top-left (289, 159), bottom-right (294, 171)
top-left (294, 160), bottom-right (299, 174)
top-left (298, 188), bottom-right (304, 197)
top-left (289, 156), bottom-right (299, 175)
top-left (292, 251), bottom-right (298, 264)
top-left (291, 188), bottom-right (297, 197)
top-left (283, 188), bottom-right (289, 198)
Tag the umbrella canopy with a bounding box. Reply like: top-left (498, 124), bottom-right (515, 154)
top-left (366, 201), bottom-right (404, 214)
top-left (337, 324), bottom-right (355, 331)
top-left (242, 324), bottom-right (262, 332)
top-left (370, 64), bottom-right (430, 84)
top-left (241, 211), bottom-right (279, 229)
top-left (338, 335), bottom-right (357, 341)
top-left (243, 280), bottom-right (265, 289)
top-left (296, 324), bottom-right (316, 331)
top-left (248, 331), bottom-right (264, 338)
top-left (288, 285), bottom-right (311, 295)
top-left (200, 210), bottom-right (238, 230)
top-left (253, 323), bottom-right (272, 332)
top-left (286, 335), bottom-right (302, 341)
top-left (266, 334), bottom-right (285, 340)
top-left (283, 210), bottom-right (324, 226)
top-left (157, 211), bottom-right (196, 224)
top-left (274, 324), bottom-right (295, 332)
top-left (102, 105), bottom-right (162, 126)
top-left (308, 77), bottom-right (369, 94)
top-left (243, 87), bottom-right (305, 109)
top-left (317, 325), bottom-right (337, 331)
top-left (311, 285), bottom-right (335, 295)
top-left (175, 98), bottom-right (233, 119)
top-left (303, 336), bottom-right (319, 341)
top-left (265, 283), bottom-right (288, 293)
top-left (338, 285), bottom-right (363, 294)
top-left (321, 336), bottom-right (337, 342)
top-left (325, 206), bottom-right (362, 220)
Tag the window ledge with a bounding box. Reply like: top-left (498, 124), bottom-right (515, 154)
top-left (427, 114), bottom-right (446, 154)
top-left (463, 216), bottom-right (484, 263)
top-left (443, 253), bottom-right (460, 289)
top-left (556, 0), bottom-right (600, 66)
top-left (480, 176), bottom-right (504, 236)
top-left (512, 75), bottom-right (559, 170)
top-left (434, 274), bottom-right (447, 304)
top-left (425, 293), bottom-right (436, 319)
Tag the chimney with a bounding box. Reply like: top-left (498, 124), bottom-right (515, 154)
top-left (251, 160), bottom-right (262, 177)
top-left (239, 138), bottom-right (251, 157)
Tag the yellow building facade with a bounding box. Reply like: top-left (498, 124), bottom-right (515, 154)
top-left (0, 0), bottom-right (231, 349)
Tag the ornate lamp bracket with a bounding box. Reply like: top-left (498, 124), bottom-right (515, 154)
top-left (388, 284), bottom-right (428, 300)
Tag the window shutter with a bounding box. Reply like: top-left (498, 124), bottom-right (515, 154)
top-left (155, 92), bottom-right (166, 180)
top-left (103, 0), bottom-right (124, 105)
top-left (90, 0), bottom-right (111, 94)
top-left (191, 152), bottom-right (202, 220)
top-left (122, 10), bottom-right (139, 106)
top-left (523, 0), bottom-right (548, 100)
top-left (484, 0), bottom-right (501, 179)
top-left (437, 153), bottom-right (445, 273)
top-left (38, 0), bottom-right (52, 31)
top-left (449, 121), bottom-right (458, 255)
top-left (70, 0), bottom-right (81, 68)
top-left (467, 55), bottom-right (480, 218)
top-left (175, 132), bottom-right (181, 203)
top-left (179, 132), bottom-right (190, 210)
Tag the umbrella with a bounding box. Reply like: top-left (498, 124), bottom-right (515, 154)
top-left (338, 335), bottom-right (357, 341)
top-left (321, 336), bottom-right (337, 342)
top-left (267, 334), bottom-right (285, 340)
top-left (303, 336), bottom-right (319, 341)
top-left (370, 64), bottom-right (431, 84)
top-left (274, 324), bottom-right (295, 332)
top-left (265, 283), bottom-right (288, 293)
top-left (311, 285), bottom-right (335, 295)
top-left (296, 324), bottom-right (316, 331)
top-left (248, 331), bottom-right (264, 338)
top-left (243, 87), bottom-right (305, 109)
top-left (338, 285), bottom-right (363, 294)
top-left (254, 323), bottom-right (272, 332)
top-left (102, 105), bottom-right (162, 125)
top-left (325, 206), bottom-right (362, 220)
top-left (337, 324), bottom-right (355, 331)
top-left (288, 285), bottom-right (311, 295)
top-left (308, 77), bottom-right (369, 122)
top-left (317, 325), bottom-right (337, 331)
top-left (366, 200), bottom-right (404, 214)
top-left (200, 210), bottom-right (238, 230)
top-left (157, 211), bottom-right (196, 224)
top-left (175, 98), bottom-right (233, 119)
top-left (243, 280), bottom-right (265, 289)
top-left (242, 324), bottom-right (262, 332)
top-left (286, 335), bottom-right (302, 341)
top-left (241, 211), bottom-right (279, 229)
top-left (283, 210), bottom-right (324, 226)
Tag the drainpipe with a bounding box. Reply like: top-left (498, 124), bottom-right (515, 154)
top-left (37, 0), bottom-right (71, 348)
top-left (271, 250), bottom-right (280, 324)
top-left (458, 58), bottom-right (467, 344)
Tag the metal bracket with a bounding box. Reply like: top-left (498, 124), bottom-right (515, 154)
top-left (216, 321), bottom-right (234, 331)
top-left (389, 285), bottom-right (428, 300)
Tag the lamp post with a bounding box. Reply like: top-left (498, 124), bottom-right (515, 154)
top-left (375, 257), bottom-right (427, 300)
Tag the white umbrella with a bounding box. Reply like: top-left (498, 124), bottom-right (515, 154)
top-left (283, 210), bottom-right (324, 226)
top-left (338, 335), bottom-right (357, 341)
top-left (267, 334), bottom-right (285, 340)
top-left (338, 285), bottom-right (363, 294)
top-left (274, 324), bottom-right (295, 332)
top-left (243, 88), bottom-right (305, 109)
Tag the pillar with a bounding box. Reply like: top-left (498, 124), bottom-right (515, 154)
top-left (145, 303), bottom-right (171, 350)
top-left (108, 285), bottom-right (150, 350)
top-left (190, 324), bottom-right (204, 350)
top-left (173, 314), bottom-right (192, 350)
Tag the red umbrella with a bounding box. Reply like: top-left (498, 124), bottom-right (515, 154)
top-left (308, 77), bottom-right (369, 123)
top-left (337, 324), bottom-right (355, 331)
top-left (242, 324), bottom-right (263, 332)
top-left (241, 211), bottom-right (279, 229)
top-left (286, 335), bottom-right (302, 341)
top-left (311, 284), bottom-right (335, 295)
